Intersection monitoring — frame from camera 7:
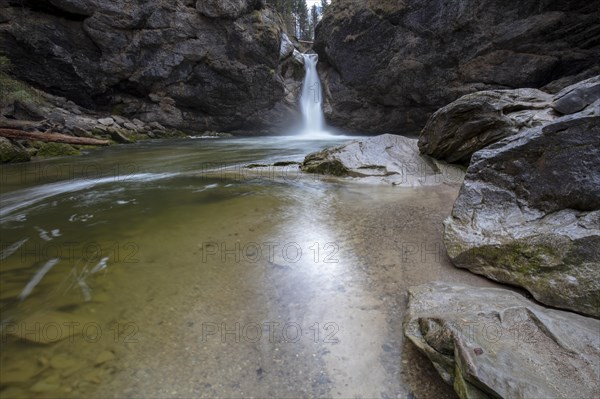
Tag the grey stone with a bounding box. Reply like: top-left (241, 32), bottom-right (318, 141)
top-left (148, 121), bottom-right (166, 131)
top-left (443, 116), bottom-right (600, 317)
top-left (279, 32), bottom-right (294, 60)
top-left (111, 115), bottom-right (127, 126)
top-left (552, 75), bottom-right (600, 115)
top-left (123, 122), bottom-right (138, 131)
top-left (301, 134), bottom-right (464, 186)
top-left (97, 117), bottom-right (115, 126)
top-left (418, 89), bottom-right (553, 164)
top-left (404, 282), bottom-right (600, 399)
top-left (132, 118), bottom-right (145, 127)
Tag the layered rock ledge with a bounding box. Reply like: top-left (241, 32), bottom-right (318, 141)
top-left (404, 282), bottom-right (600, 399)
top-left (419, 76), bottom-right (600, 164)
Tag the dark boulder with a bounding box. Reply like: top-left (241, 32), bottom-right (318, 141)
top-left (418, 89), bottom-right (553, 164)
top-left (418, 76), bottom-right (600, 164)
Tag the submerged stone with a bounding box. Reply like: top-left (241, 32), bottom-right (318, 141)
top-left (8, 311), bottom-right (95, 344)
top-left (0, 358), bottom-right (45, 384)
top-left (50, 354), bottom-right (85, 370)
top-left (94, 350), bottom-right (115, 366)
top-left (36, 142), bottom-right (80, 157)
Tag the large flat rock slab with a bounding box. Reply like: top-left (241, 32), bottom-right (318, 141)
top-left (404, 282), bottom-right (600, 399)
top-left (301, 134), bottom-right (464, 186)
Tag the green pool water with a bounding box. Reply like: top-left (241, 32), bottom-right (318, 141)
top-left (0, 136), bottom-right (471, 398)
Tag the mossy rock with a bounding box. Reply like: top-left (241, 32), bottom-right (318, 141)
top-left (448, 234), bottom-right (600, 317)
top-left (301, 149), bottom-right (350, 176)
top-left (246, 163), bottom-right (269, 169)
top-left (36, 142), bottom-right (80, 157)
top-left (111, 103), bottom-right (126, 115)
top-left (77, 145), bottom-right (101, 151)
top-left (0, 137), bottom-right (31, 163)
top-left (108, 129), bottom-right (134, 144)
top-left (301, 159), bottom-right (349, 176)
top-left (0, 72), bottom-right (44, 106)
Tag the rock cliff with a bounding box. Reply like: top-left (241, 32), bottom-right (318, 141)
top-left (315, 0), bottom-right (600, 134)
top-left (0, 0), bottom-right (303, 134)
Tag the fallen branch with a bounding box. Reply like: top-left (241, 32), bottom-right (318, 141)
top-left (0, 128), bottom-right (110, 146)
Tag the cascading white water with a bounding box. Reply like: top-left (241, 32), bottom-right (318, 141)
top-left (299, 53), bottom-right (330, 138)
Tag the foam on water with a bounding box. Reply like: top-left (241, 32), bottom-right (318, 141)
top-left (0, 173), bottom-right (177, 220)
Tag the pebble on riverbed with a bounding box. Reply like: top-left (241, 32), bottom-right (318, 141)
top-left (94, 350), bottom-right (116, 366)
top-left (9, 311), bottom-right (95, 344)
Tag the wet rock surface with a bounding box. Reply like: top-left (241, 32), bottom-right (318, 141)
top-left (404, 282), bottom-right (600, 399)
top-left (301, 134), bottom-right (465, 186)
top-left (418, 76), bottom-right (600, 164)
top-left (443, 116), bottom-right (600, 317)
top-left (0, 136), bottom-right (31, 163)
top-left (315, 0), bottom-right (600, 134)
top-left (418, 89), bottom-right (553, 164)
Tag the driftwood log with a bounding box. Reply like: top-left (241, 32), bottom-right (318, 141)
top-left (0, 128), bottom-right (110, 146)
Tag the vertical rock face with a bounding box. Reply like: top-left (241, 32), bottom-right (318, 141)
top-left (195, 0), bottom-right (265, 19)
top-left (0, 0), bottom-right (300, 133)
top-left (314, 0), bottom-right (600, 134)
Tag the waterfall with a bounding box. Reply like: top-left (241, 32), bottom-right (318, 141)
top-left (299, 53), bottom-right (330, 138)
